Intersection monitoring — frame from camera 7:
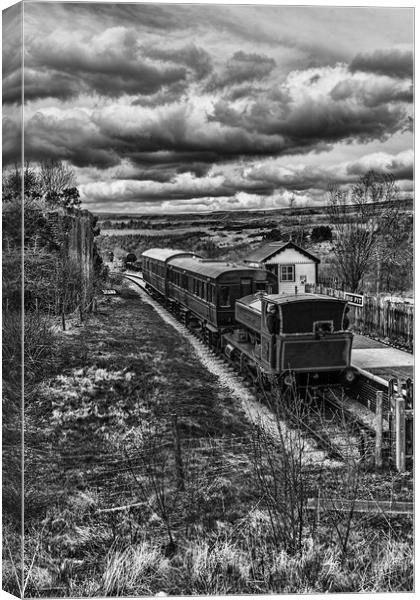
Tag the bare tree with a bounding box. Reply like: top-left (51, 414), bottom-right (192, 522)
top-left (289, 195), bottom-right (296, 210)
top-left (39, 159), bottom-right (76, 203)
top-left (327, 170), bottom-right (401, 293)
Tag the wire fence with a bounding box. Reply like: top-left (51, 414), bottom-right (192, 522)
top-left (19, 425), bottom-right (402, 518)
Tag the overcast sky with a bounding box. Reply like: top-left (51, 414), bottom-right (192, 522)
top-left (2, 1), bottom-right (414, 214)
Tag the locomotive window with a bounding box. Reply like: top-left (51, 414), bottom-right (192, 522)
top-left (240, 278), bottom-right (253, 297)
top-left (313, 320), bottom-right (334, 336)
top-left (265, 303), bottom-right (280, 335)
top-left (220, 286), bottom-right (231, 307)
top-left (280, 265), bottom-right (295, 282)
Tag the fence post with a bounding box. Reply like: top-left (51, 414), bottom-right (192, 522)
top-left (61, 309), bottom-right (66, 331)
top-left (395, 397), bottom-right (406, 473)
top-left (172, 414), bottom-right (185, 491)
top-left (375, 391), bottom-right (383, 470)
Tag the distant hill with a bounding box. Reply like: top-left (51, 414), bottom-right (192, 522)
top-left (93, 197), bottom-right (413, 222)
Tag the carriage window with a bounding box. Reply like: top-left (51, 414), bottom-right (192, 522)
top-left (200, 281), bottom-right (205, 298)
top-left (240, 278), bottom-right (253, 297)
top-left (182, 274), bottom-right (188, 288)
top-left (280, 265), bottom-right (295, 282)
top-left (207, 283), bottom-right (214, 303)
top-left (220, 286), bottom-right (231, 307)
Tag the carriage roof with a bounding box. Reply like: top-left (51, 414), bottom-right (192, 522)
top-left (168, 257), bottom-right (268, 280)
top-left (141, 248), bottom-right (198, 262)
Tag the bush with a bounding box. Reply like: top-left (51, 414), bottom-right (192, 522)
top-left (311, 226), bottom-right (332, 243)
top-left (264, 228), bottom-right (282, 241)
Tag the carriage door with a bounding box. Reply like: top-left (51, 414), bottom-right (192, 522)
top-left (260, 300), bottom-right (276, 370)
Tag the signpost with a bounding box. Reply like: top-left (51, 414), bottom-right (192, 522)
top-left (102, 289), bottom-right (118, 295)
top-left (344, 292), bottom-right (364, 307)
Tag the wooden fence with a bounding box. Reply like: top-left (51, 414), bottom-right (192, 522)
top-left (306, 284), bottom-right (413, 350)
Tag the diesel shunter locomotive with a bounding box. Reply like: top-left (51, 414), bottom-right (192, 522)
top-left (141, 248), bottom-right (355, 389)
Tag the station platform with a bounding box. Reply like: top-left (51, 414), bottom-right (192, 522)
top-left (352, 334), bottom-right (413, 382)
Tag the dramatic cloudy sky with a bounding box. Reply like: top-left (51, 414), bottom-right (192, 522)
top-left (2, 1), bottom-right (414, 214)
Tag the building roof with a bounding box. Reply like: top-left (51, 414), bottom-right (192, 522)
top-left (168, 257), bottom-right (262, 280)
top-left (244, 241), bottom-right (320, 264)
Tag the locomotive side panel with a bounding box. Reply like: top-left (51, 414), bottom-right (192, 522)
top-left (279, 333), bottom-right (353, 372)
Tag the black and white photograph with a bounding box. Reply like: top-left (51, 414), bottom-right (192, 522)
top-left (2, 0), bottom-right (414, 597)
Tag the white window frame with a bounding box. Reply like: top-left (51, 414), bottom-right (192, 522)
top-left (280, 265), bottom-right (295, 282)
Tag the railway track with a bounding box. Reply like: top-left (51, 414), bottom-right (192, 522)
top-left (122, 272), bottom-right (376, 464)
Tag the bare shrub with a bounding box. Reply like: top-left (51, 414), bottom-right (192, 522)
top-left (250, 386), bottom-right (310, 554)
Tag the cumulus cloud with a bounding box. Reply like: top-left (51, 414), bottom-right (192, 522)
top-left (76, 148), bottom-right (412, 214)
top-left (210, 64), bottom-right (411, 149)
top-left (2, 4), bottom-right (23, 106)
top-left (206, 51), bottom-right (276, 91)
top-left (3, 3), bottom-right (413, 213)
top-left (145, 44), bottom-right (213, 80)
top-left (346, 149), bottom-right (413, 180)
top-left (330, 77), bottom-right (413, 107)
top-left (26, 27), bottom-right (188, 101)
top-left (349, 49), bottom-right (413, 79)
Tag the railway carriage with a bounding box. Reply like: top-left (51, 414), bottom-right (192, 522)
top-left (141, 248), bottom-right (199, 298)
top-left (166, 257), bottom-right (277, 335)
